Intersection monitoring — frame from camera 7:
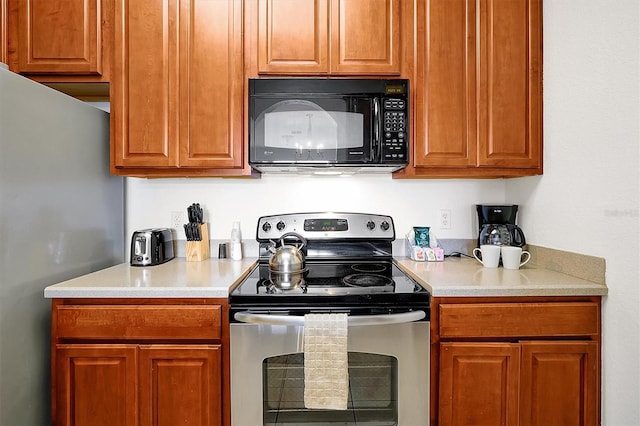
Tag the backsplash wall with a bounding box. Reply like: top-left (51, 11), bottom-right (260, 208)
top-left (125, 174), bottom-right (506, 256)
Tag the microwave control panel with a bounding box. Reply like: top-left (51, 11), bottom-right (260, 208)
top-left (382, 98), bottom-right (407, 162)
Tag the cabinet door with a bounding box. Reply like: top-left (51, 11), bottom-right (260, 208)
top-left (177, 0), bottom-right (243, 168)
top-left (477, 0), bottom-right (542, 168)
top-left (520, 341), bottom-right (598, 426)
top-left (139, 345), bottom-right (222, 426)
top-left (413, 0), bottom-right (477, 167)
top-left (112, 0), bottom-right (179, 168)
top-left (330, 0), bottom-right (401, 75)
top-left (256, 0), bottom-right (400, 75)
top-left (1, 0), bottom-right (7, 64)
top-left (55, 345), bottom-right (137, 426)
top-left (257, 0), bottom-right (329, 74)
top-left (439, 342), bottom-right (520, 426)
top-left (13, 0), bottom-right (103, 75)
top-left (112, 0), bottom-right (244, 172)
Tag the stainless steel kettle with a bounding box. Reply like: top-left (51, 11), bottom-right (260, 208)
top-left (268, 232), bottom-right (308, 290)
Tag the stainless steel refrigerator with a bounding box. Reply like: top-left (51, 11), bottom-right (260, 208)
top-left (0, 64), bottom-right (124, 425)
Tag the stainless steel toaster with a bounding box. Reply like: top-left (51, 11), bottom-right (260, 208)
top-left (130, 228), bottom-right (175, 266)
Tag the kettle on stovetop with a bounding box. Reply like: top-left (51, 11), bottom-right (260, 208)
top-left (267, 232), bottom-right (308, 290)
top-left (476, 204), bottom-right (527, 247)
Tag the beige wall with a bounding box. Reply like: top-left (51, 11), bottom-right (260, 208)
top-left (506, 0), bottom-right (640, 424)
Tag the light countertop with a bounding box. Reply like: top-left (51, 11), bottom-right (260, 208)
top-left (395, 257), bottom-right (608, 297)
top-left (43, 258), bottom-right (258, 298)
top-left (43, 256), bottom-right (608, 299)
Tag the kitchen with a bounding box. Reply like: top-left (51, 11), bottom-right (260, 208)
top-left (1, 0), bottom-right (638, 425)
top-left (127, 2), bottom-right (638, 422)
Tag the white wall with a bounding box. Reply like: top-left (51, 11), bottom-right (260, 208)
top-left (506, 0), bottom-right (639, 424)
top-left (125, 0), bottom-right (640, 423)
top-left (126, 175), bottom-right (505, 243)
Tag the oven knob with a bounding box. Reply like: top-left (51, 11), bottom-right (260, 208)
top-left (366, 220), bottom-right (376, 230)
top-left (276, 221), bottom-right (286, 231)
top-left (262, 222), bottom-right (272, 232)
top-left (381, 221), bottom-right (390, 231)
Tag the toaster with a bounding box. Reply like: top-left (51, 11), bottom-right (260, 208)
top-left (130, 228), bottom-right (175, 266)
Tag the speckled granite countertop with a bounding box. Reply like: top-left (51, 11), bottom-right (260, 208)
top-left (43, 258), bottom-right (258, 298)
top-left (395, 257), bottom-right (608, 297)
top-left (43, 255), bottom-right (607, 299)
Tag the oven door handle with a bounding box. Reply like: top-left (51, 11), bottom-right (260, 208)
top-left (233, 310), bottom-right (426, 326)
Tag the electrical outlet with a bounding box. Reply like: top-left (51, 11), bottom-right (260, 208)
top-left (171, 211), bottom-right (184, 231)
top-left (439, 209), bottom-right (452, 229)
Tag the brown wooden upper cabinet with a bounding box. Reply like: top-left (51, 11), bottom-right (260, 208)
top-left (6, 0), bottom-right (112, 83)
top-left (252, 0), bottom-right (405, 76)
top-left (396, 0), bottom-right (543, 178)
top-left (111, 0), bottom-right (250, 177)
top-left (4, 0), bottom-right (542, 179)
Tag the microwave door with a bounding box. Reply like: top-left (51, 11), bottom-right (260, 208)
top-left (256, 98), bottom-right (370, 164)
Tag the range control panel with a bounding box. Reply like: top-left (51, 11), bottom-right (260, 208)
top-left (256, 212), bottom-right (395, 241)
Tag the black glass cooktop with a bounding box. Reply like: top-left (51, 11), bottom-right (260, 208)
top-left (229, 260), bottom-right (429, 308)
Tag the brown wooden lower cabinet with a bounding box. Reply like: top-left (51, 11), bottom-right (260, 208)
top-left (520, 341), bottom-right (598, 426)
top-left (432, 296), bottom-right (601, 426)
top-left (55, 345), bottom-right (137, 426)
top-left (51, 299), bottom-right (229, 426)
top-left (439, 342), bottom-right (520, 426)
top-left (139, 345), bottom-right (222, 425)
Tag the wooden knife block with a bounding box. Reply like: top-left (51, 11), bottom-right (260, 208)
top-left (186, 223), bottom-right (210, 261)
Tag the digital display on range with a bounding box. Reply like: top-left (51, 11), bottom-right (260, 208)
top-left (304, 218), bottom-right (348, 232)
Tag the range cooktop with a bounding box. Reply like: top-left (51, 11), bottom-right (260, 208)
top-left (230, 212), bottom-right (430, 316)
top-left (229, 260), bottom-right (429, 308)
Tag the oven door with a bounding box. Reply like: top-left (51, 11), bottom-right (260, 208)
top-left (230, 313), bottom-right (429, 426)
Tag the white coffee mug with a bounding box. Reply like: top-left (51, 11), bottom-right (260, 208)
top-left (472, 245), bottom-right (501, 268)
top-left (501, 246), bottom-right (531, 270)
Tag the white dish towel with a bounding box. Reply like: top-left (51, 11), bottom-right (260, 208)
top-left (303, 313), bottom-right (349, 410)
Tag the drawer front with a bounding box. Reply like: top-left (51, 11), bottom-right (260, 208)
top-left (56, 305), bottom-right (221, 340)
top-left (439, 302), bottom-right (599, 338)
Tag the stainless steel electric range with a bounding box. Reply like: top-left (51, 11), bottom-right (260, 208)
top-left (229, 212), bottom-right (430, 426)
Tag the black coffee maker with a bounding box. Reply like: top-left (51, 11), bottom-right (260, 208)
top-left (476, 205), bottom-right (526, 247)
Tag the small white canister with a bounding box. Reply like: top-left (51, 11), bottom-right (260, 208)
top-left (230, 222), bottom-right (243, 260)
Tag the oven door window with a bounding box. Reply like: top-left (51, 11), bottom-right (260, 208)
top-left (251, 97), bottom-right (373, 164)
top-left (263, 352), bottom-right (398, 426)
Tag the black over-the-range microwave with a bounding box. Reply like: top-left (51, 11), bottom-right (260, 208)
top-left (248, 78), bottom-right (409, 174)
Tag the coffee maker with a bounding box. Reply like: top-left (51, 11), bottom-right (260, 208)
top-left (476, 205), bottom-right (526, 247)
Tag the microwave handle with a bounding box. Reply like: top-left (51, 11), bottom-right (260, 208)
top-left (372, 97), bottom-right (381, 161)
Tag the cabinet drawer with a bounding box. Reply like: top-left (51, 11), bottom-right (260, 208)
top-left (56, 305), bottom-right (221, 340)
top-left (439, 302), bottom-right (599, 338)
